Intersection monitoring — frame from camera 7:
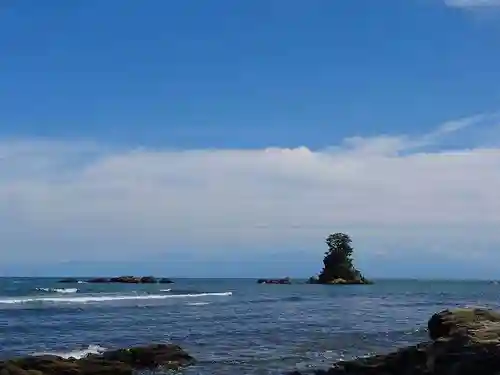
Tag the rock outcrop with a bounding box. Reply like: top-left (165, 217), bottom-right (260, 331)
top-left (58, 278), bottom-right (79, 283)
top-left (0, 344), bottom-right (194, 375)
top-left (308, 233), bottom-right (371, 285)
top-left (109, 276), bottom-right (141, 283)
top-left (87, 277), bottom-right (110, 283)
top-left (257, 278), bottom-right (292, 284)
top-left (288, 307), bottom-right (500, 374)
top-left (85, 276), bottom-right (174, 284)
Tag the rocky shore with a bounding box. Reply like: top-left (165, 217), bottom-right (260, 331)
top-left (0, 344), bottom-right (194, 375)
top-left (3, 307), bottom-right (499, 374)
top-left (289, 307), bottom-right (500, 374)
top-left (58, 276), bottom-right (174, 284)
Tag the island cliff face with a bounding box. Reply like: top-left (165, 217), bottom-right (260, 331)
top-left (309, 233), bottom-right (371, 285)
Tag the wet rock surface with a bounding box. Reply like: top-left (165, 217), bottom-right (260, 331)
top-left (288, 307), bottom-right (500, 375)
top-left (0, 344), bottom-right (194, 375)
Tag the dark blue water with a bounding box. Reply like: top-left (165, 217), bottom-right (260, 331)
top-left (1, 278), bottom-right (499, 374)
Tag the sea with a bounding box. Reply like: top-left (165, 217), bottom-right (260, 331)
top-left (0, 278), bottom-right (498, 374)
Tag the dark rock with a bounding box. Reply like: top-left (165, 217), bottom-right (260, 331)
top-left (77, 358), bottom-right (131, 375)
top-left (109, 276), bottom-right (140, 283)
top-left (159, 278), bottom-right (174, 284)
top-left (86, 278), bottom-right (110, 283)
top-left (311, 233), bottom-right (372, 285)
top-left (139, 276), bottom-right (157, 284)
top-left (427, 307), bottom-right (500, 341)
top-left (257, 278), bottom-right (291, 284)
top-left (287, 307), bottom-right (500, 375)
top-left (99, 343), bottom-right (195, 369)
top-left (58, 278), bottom-right (79, 283)
top-left (83, 276), bottom-right (173, 284)
top-left (0, 344), bottom-right (194, 375)
top-left (322, 277), bottom-right (372, 285)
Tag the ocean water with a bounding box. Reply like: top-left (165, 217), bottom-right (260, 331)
top-left (1, 278), bottom-right (499, 374)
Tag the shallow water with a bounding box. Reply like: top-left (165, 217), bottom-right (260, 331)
top-left (1, 278), bottom-right (499, 374)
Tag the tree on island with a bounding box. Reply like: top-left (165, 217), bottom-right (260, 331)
top-left (309, 232), bottom-right (372, 285)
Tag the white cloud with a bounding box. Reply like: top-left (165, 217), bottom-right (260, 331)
top-left (444, 0), bottom-right (500, 7)
top-left (1, 113), bottom-right (500, 270)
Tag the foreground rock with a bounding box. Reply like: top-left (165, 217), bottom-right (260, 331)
top-left (0, 343), bottom-right (195, 375)
top-left (288, 307), bottom-right (500, 374)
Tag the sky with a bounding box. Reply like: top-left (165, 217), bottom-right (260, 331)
top-left (1, 0), bottom-right (500, 278)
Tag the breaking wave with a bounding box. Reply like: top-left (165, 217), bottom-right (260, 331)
top-left (32, 344), bottom-right (107, 359)
top-left (0, 291), bottom-right (233, 306)
top-left (35, 288), bottom-right (79, 294)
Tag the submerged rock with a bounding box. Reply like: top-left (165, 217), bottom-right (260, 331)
top-left (0, 344), bottom-right (195, 375)
top-left (288, 307), bottom-right (500, 374)
top-left (159, 278), bottom-right (174, 284)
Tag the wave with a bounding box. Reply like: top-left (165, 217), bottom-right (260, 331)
top-left (0, 291), bottom-right (232, 305)
top-left (159, 289), bottom-right (171, 292)
top-left (35, 288), bottom-right (79, 294)
top-left (33, 344), bottom-right (107, 359)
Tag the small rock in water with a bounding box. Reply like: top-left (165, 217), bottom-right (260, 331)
top-left (57, 278), bottom-right (79, 283)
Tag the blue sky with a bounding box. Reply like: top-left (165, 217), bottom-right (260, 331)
top-left (1, 0), bottom-right (500, 278)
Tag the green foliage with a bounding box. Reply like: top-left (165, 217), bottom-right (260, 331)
top-left (317, 232), bottom-right (368, 284)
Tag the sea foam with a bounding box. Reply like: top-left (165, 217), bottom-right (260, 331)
top-left (0, 291), bottom-right (232, 305)
top-left (33, 344), bottom-right (107, 359)
top-left (35, 288), bottom-right (79, 294)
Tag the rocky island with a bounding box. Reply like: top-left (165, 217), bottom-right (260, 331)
top-left (58, 276), bottom-right (174, 284)
top-left (257, 277), bottom-right (292, 284)
top-left (308, 232), bottom-right (371, 285)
